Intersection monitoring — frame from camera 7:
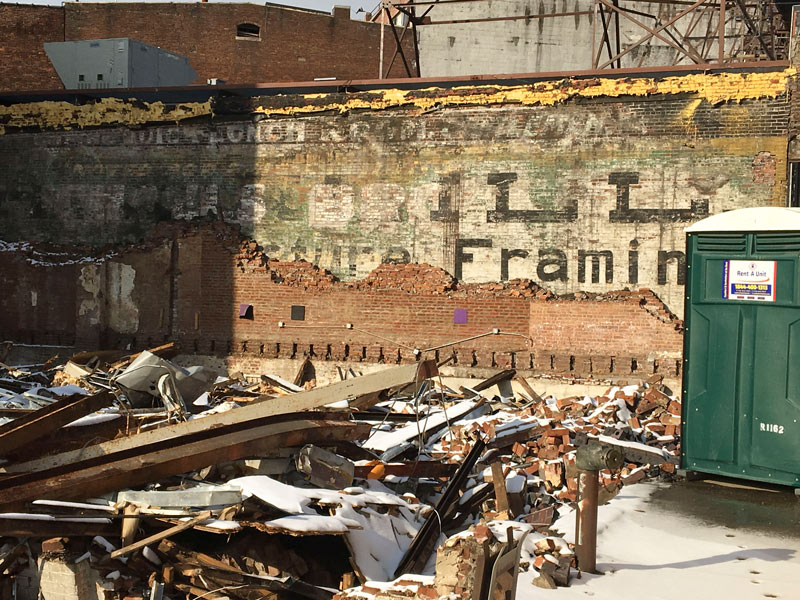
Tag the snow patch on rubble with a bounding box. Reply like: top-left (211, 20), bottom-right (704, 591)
top-left (263, 514), bottom-right (359, 533)
top-left (47, 384), bottom-right (91, 396)
top-left (363, 400), bottom-right (479, 452)
top-left (0, 240), bottom-right (118, 267)
top-left (596, 435), bottom-right (670, 460)
top-left (0, 513), bottom-right (111, 524)
top-left (229, 475), bottom-right (428, 581)
top-left (65, 412), bottom-right (122, 428)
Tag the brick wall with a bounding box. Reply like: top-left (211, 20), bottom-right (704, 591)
top-left (529, 292), bottom-right (683, 378)
top-left (0, 227), bottom-right (684, 380)
top-left (0, 5), bottom-right (64, 91)
top-left (0, 2), bottom-right (412, 92)
top-left (0, 67), bottom-right (790, 377)
top-left (0, 68), bottom-right (790, 318)
top-left (0, 248), bottom-right (78, 347)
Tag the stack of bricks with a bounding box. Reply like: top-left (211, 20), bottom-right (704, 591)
top-left (268, 259), bottom-right (337, 290)
top-left (433, 523), bottom-right (494, 599)
top-left (529, 538), bottom-right (572, 590)
top-left (457, 279), bottom-right (553, 300)
top-left (38, 538), bottom-right (101, 600)
top-left (235, 240), bottom-right (269, 271)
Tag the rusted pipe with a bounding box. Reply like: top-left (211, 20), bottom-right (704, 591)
top-left (574, 444), bottom-right (623, 573)
top-left (576, 469), bottom-right (600, 573)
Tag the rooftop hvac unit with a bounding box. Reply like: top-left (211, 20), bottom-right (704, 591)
top-left (44, 38), bottom-right (198, 90)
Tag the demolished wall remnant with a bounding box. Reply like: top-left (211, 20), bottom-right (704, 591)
top-left (0, 66), bottom-right (791, 320)
top-left (0, 224), bottom-right (684, 381)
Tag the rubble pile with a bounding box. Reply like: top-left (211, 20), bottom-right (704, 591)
top-left (0, 344), bottom-right (681, 600)
top-left (268, 259), bottom-right (338, 289)
top-left (235, 240), bottom-right (338, 289)
top-left (457, 279), bottom-right (553, 299)
top-left (350, 264), bottom-right (457, 294)
top-left (349, 265), bottom-right (553, 300)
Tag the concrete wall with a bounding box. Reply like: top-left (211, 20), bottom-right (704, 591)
top-left (0, 67), bottom-right (790, 320)
top-left (418, 0), bottom-right (738, 77)
top-left (0, 2), bottom-right (411, 92)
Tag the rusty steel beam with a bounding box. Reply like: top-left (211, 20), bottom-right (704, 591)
top-left (0, 61), bottom-right (789, 102)
top-left (423, 10), bottom-right (592, 25)
top-left (733, 0), bottom-right (776, 60)
top-left (0, 418), bottom-right (370, 511)
top-left (596, 0), bottom-right (709, 68)
top-left (383, 6), bottom-right (414, 79)
top-left (0, 390), bottom-right (114, 458)
top-left (394, 436), bottom-right (486, 577)
top-left (387, 7), bottom-right (415, 77)
top-left (2, 360), bottom-right (434, 476)
top-left (0, 518), bottom-right (120, 538)
top-left (719, 0), bottom-right (726, 62)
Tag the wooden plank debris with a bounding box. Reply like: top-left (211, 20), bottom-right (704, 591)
top-left (0, 419), bottom-right (370, 510)
top-left (0, 349), bottom-right (684, 599)
top-left (490, 461), bottom-right (511, 518)
top-left (3, 360), bottom-right (434, 475)
top-left (0, 390), bottom-right (113, 457)
top-left (111, 511), bottom-right (213, 559)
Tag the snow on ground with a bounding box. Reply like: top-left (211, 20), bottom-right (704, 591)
top-left (516, 482), bottom-right (800, 600)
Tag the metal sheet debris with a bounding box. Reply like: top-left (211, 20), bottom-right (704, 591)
top-left (0, 344), bottom-right (682, 600)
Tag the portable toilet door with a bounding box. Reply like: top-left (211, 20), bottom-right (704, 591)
top-left (683, 207), bottom-right (800, 488)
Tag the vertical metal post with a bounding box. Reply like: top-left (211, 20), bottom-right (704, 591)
top-left (575, 469), bottom-right (599, 573)
top-left (719, 0), bottom-right (726, 63)
top-left (592, 0), bottom-right (599, 68)
top-left (412, 16), bottom-right (421, 77)
top-left (379, 2), bottom-right (386, 79)
top-left (613, 0), bottom-right (621, 68)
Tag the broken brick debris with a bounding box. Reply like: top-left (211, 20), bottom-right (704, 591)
top-left (0, 347), bottom-right (681, 599)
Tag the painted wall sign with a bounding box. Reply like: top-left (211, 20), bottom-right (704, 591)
top-left (723, 260), bottom-right (777, 302)
top-left (0, 106), bottom-right (787, 320)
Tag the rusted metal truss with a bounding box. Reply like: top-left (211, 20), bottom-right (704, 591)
top-left (590, 0), bottom-right (787, 68)
top-left (382, 0), bottom-right (788, 72)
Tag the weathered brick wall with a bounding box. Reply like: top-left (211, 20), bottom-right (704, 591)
top-left (0, 3), bottom-right (411, 92)
top-left (0, 246), bottom-right (79, 347)
top-left (0, 228), bottom-right (684, 380)
top-left (0, 5), bottom-right (64, 91)
top-left (0, 68), bottom-right (791, 320)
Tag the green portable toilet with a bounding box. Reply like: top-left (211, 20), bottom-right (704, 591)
top-left (683, 207), bottom-right (800, 488)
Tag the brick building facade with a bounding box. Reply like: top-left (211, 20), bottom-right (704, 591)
top-left (0, 64), bottom-right (792, 379)
top-left (0, 2), bottom-right (412, 92)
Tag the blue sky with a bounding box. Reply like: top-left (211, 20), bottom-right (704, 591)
top-left (8, 0), bottom-right (380, 18)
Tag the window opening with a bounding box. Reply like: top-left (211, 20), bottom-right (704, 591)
top-left (790, 162), bottom-right (800, 208)
top-left (236, 23), bottom-right (260, 39)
